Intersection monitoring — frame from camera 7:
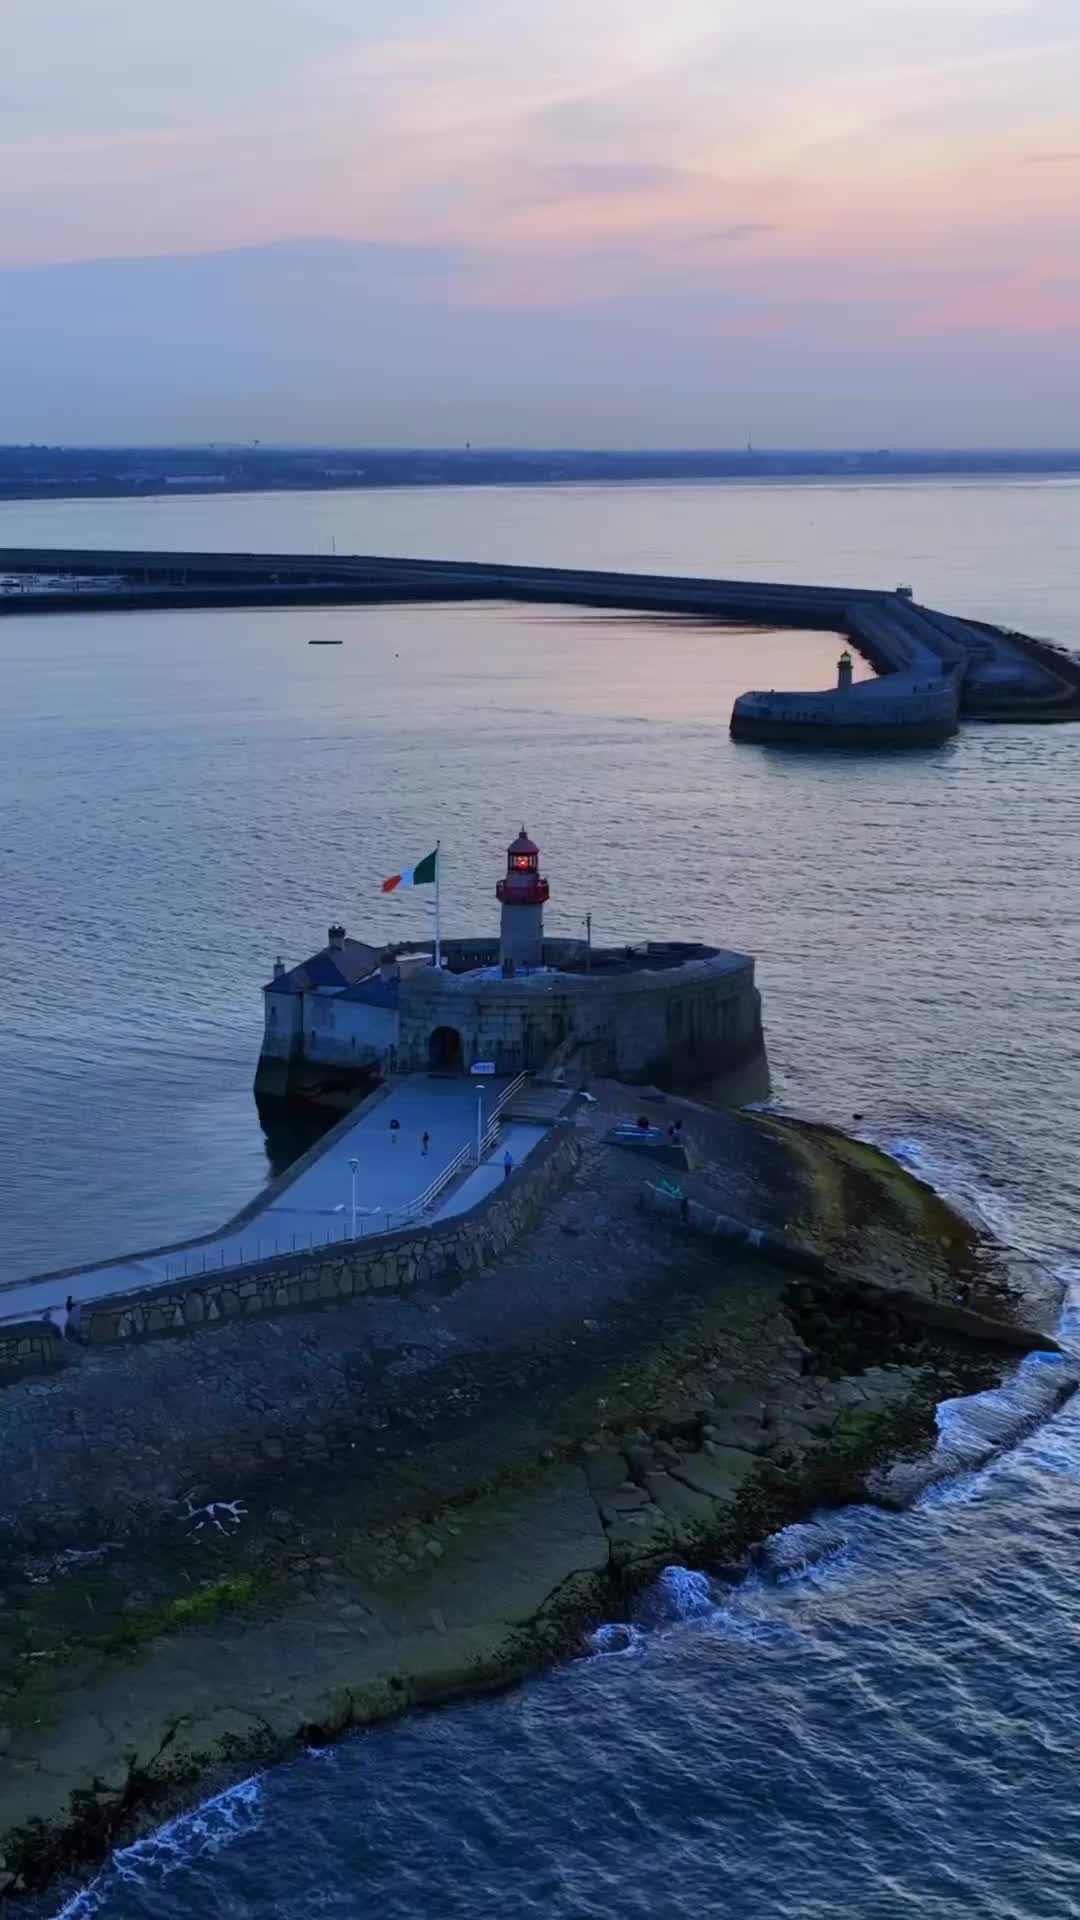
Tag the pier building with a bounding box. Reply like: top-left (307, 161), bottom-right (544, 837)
top-left (255, 828), bottom-right (766, 1100)
top-left (730, 652), bottom-right (961, 748)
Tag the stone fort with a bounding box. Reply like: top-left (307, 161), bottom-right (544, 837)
top-left (255, 829), bottom-right (766, 1099)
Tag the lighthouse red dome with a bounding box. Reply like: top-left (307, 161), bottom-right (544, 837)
top-left (496, 826), bottom-right (549, 909)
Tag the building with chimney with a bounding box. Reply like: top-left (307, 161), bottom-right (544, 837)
top-left (255, 827), bottom-right (766, 1100)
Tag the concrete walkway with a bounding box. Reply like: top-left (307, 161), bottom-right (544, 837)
top-left (2, 1075), bottom-right (536, 1325)
top-left (437, 1122), bottom-right (548, 1218)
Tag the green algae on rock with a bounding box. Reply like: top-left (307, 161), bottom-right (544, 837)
top-left (0, 1096), bottom-right (1069, 1901)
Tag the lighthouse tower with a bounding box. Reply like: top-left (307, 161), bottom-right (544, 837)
top-left (496, 827), bottom-right (549, 971)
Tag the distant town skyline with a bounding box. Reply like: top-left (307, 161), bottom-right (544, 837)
top-left (3, 0), bottom-right (1078, 445)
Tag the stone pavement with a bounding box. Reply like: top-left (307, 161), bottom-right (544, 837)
top-left (0, 1074), bottom-right (521, 1324)
top-left (437, 1122), bottom-right (548, 1218)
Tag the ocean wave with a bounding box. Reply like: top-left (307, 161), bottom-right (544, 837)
top-left (51, 1776), bottom-right (264, 1919)
top-left (876, 1129), bottom-right (1023, 1243)
top-left (752, 1518), bottom-right (853, 1585)
top-left (587, 1621), bottom-right (647, 1658)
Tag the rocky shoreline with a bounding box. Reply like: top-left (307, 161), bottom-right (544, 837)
top-left (1, 1090), bottom-right (1072, 1907)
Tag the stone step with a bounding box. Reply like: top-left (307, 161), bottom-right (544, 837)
top-left (501, 1085), bottom-right (576, 1124)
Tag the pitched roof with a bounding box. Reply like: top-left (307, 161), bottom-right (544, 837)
top-left (265, 937), bottom-right (382, 995)
top-left (339, 975), bottom-right (400, 1009)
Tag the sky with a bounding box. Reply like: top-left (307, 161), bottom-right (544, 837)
top-left (1, 0), bottom-right (1078, 446)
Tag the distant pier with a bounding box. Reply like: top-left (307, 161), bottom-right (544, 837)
top-left (1, 544), bottom-right (1078, 723)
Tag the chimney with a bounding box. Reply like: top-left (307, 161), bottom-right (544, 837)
top-left (272, 956), bottom-right (286, 981)
top-left (328, 924), bottom-right (346, 950)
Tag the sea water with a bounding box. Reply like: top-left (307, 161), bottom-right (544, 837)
top-left (1, 477), bottom-right (1078, 1916)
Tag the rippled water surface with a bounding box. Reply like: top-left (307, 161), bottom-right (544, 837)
top-left (2, 478), bottom-right (1079, 1917)
top-left (54, 1340), bottom-right (1080, 1920)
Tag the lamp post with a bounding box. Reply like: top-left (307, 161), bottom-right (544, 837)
top-left (348, 1157), bottom-right (359, 1239)
top-left (470, 1060), bottom-right (496, 1164)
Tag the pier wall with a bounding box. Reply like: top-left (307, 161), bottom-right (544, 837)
top-left (1, 543), bottom-right (1076, 721)
top-left (0, 1320), bottom-right (68, 1382)
top-left (70, 1122), bottom-right (581, 1354)
top-left (397, 952), bottom-right (765, 1089)
top-left (731, 671), bottom-right (961, 747)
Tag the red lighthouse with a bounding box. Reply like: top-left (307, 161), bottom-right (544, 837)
top-left (496, 827), bottom-right (549, 970)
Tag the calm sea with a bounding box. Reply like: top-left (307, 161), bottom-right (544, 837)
top-left (2, 478), bottom-right (1079, 1918)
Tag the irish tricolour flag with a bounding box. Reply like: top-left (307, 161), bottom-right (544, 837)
top-left (381, 847), bottom-right (438, 893)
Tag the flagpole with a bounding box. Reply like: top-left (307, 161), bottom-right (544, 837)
top-left (434, 841), bottom-right (442, 971)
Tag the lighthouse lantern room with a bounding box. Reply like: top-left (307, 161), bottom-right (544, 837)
top-left (496, 828), bottom-right (549, 970)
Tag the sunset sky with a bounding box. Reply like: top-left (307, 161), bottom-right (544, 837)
top-left (3, 0), bottom-right (1078, 444)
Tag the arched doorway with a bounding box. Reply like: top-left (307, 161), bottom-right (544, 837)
top-left (428, 1025), bottom-right (464, 1072)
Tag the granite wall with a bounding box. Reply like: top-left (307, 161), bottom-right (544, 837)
top-left (0, 1321), bottom-right (67, 1382)
top-left (397, 951), bottom-right (764, 1090)
top-left (74, 1122), bottom-right (581, 1350)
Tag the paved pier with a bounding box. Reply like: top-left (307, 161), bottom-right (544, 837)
top-left (1, 545), bottom-right (1077, 720)
top-left (1, 1076), bottom-right (548, 1325)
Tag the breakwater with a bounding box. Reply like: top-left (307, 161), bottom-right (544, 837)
top-left (65, 1122), bottom-right (579, 1359)
top-left (0, 1089), bottom-right (1065, 1902)
top-left (730, 668), bottom-right (963, 747)
top-left (2, 544), bottom-right (1078, 722)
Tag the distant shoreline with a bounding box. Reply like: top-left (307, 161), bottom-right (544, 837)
top-left (1, 446), bottom-right (1079, 506)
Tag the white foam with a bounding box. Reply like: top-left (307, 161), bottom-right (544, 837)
top-left (587, 1621), bottom-right (647, 1658)
top-left (51, 1775), bottom-right (264, 1918)
top-left (756, 1519), bottom-right (852, 1585)
top-left (655, 1565), bottom-right (714, 1619)
top-left (903, 1337), bottom-right (1080, 1512)
top-left (881, 1130), bottom-right (1009, 1230)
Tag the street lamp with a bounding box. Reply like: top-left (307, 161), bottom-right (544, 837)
top-left (470, 1060), bottom-right (496, 1164)
top-left (348, 1157), bottom-right (359, 1239)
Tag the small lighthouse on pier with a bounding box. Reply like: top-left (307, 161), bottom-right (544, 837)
top-left (496, 827), bottom-right (549, 971)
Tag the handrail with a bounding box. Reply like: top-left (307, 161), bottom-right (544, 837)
top-left (492, 1070), bottom-right (529, 1118)
top-left (5, 1073), bottom-right (539, 1321)
top-left (393, 1070), bottom-right (530, 1221)
top-left (400, 1138), bottom-right (475, 1220)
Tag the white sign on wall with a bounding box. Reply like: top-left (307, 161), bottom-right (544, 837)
top-left (470, 1061), bottom-right (496, 1075)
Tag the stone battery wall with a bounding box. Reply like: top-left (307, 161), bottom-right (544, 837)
top-left (398, 950), bottom-right (764, 1089)
top-left (76, 1122), bottom-right (581, 1349)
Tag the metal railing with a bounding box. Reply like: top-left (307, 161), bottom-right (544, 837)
top-left (397, 1070), bottom-right (528, 1219)
top-left (2, 1072), bottom-right (535, 1322)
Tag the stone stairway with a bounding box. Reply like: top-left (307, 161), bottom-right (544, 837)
top-left (499, 1081), bottom-right (577, 1125)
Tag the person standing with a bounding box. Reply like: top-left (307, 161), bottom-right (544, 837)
top-left (421, 1131), bottom-right (430, 1156)
top-left (503, 1149), bottom-right (514, 1181)
top-left (389, 1117), bottom-right (400, 1146)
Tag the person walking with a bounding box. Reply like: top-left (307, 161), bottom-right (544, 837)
top-left (389, 1118), bottom-right (400, 1146)
top-left (503, 1149), bottom-right (514, 1181)
top-left (421, 1131), bottom-right (430, 1155)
